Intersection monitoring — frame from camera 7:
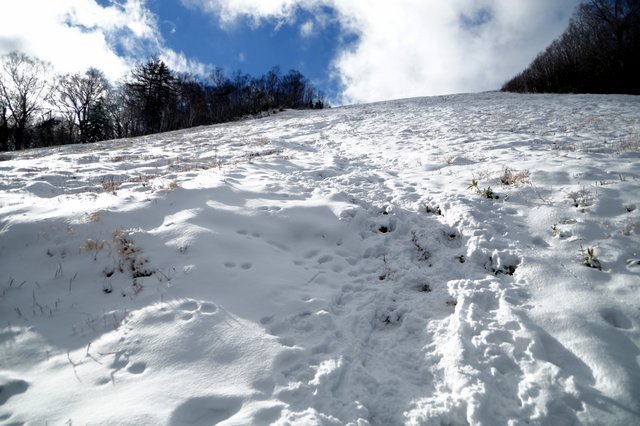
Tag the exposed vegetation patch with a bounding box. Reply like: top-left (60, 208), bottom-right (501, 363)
top-left (500, 167), bottom-right (530, 186)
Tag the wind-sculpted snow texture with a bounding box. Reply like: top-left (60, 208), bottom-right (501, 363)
top-left (1, 92), bottom-right (639, 425)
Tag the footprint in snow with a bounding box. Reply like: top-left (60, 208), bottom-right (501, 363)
top-left (200, 302), bottom-right (217, 314)
top-left (0, 377), bottom-right (29, 404)
top-left (127, 361), bottom-right (147, 375)
top-left (625, 258), bottom-right (640, 271)
top-left (95, 376), bottom-right (111, 386)
top-left (600, 308), bottom-right (633, 329)
top-left (257, 205), bottom-right (282, 212)
top-left (169, 395), bottom-right (243, 426)
top-left (176, 299), bottom-right (218, 316)
top-left (179, 300), bottom-right (200, 312)
top-left (304, 249), bottom-right (320, 259)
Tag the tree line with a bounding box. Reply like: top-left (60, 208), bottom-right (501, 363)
top-left (502, 0), bottom-right (640, 94)
top-left (0, 52), bottom-right (326, 151)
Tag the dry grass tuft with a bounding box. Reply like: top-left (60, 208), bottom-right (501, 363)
top-left (101, 176), bottom-right (120, 194)
top-left (618, 131), bottom-right (640, 151)
top-left (444, 155), bottom-right (456, 165)
top-left (88, 211), bottom-right (103, 222)
top-left (162, 181), bottom-right (180, 192)
top-left (501, 167), bottom-right (531, 186)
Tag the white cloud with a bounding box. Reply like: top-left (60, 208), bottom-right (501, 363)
top-left (299, 20), bottom-right (315, 38)
top-left (160, 48), bottom-right (208, 76)
top-left (181, 0), bottom-right (582, 103)
top-left (0, 0), bottom-right (209, 82)
top-left (180, 0), bottom-right (307, 27)
top-left (2, 0), bottom-right (583, 102)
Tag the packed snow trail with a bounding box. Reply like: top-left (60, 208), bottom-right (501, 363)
top-left (1, 93), bottom-right (639, 425)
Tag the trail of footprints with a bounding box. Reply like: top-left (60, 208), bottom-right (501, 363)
top-left (91, 300), bottom-right (218, 387)
top-left (257, 197), bottom-right (501, 422)
top-left (245, 143), bottom-right (563, 422)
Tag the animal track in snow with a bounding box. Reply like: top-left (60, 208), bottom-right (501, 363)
top-left (304, 249), bottom-right (320, 259)
top-left (257, 205), bottom-right (282, 212)
top-left (200, 302), bottom-right (217, 314)
top-left (626, 258), bottom-right (640, 270)
top-left (179, 300), bottom-right (200, 312)
top-left (169, 395), bottom-right (243, 426)
top-left (95, 376), bottom-right (111, 386)
top-left (600, 308), bottom-right (632, 329)
top-left (127, 361), bottom-right (147, 375)
top-left (173, 299), bottom-right (218, 316)
top-left (222, 260), bottom-right (252, 270)
top-left (0, 377), bottom-right (29, 404)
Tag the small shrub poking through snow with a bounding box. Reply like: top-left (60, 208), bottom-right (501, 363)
top-left (158, 180), bottom-right (180, 193)
top-left (468, 178), bottom-right (480, 193)
top-left (420, 203), bottom-right (442, 215)
top-left (411, 231), bottom-right (431, 261)
top-left (617, 131), bottom-right (640, 151)
top-left (500, 167), bottom-right (530, 186)
top-left (566, 187), bottom-right (592, 209)
top-left (619, 218), bottom-right (636, 235)
top-left (580, 246), bottom-right (602, 270)
top-left (468, 178), bottom-right (499, 199)
top-left (113, 230), bottom-right (154, 281)
top-left (82, 238), bottom-right (110, 260)
top-left (101, 176), bottom-right (121, 194)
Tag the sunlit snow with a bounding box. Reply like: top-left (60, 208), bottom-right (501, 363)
top-left (1, 92), bottom-right (639, 425)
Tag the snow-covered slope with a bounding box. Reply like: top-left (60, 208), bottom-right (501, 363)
top-left (1, 92), bottom-right (639, 425)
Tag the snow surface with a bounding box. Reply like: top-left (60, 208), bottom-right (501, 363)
top-left (1, 92), bottom-right (639, 425)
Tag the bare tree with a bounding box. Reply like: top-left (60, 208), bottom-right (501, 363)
top-left (0, 51), bottom-right (51, 150)
top-left (503, 0), bottom-right (640, 94)
top-left (0, 98), bottom-right (9, 151)
top-left (54, 68), bottom-right (110, 143)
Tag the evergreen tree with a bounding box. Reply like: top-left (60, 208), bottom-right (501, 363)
top-left (125, 58), bottom-right (177, 135)
top-left (85, 97), bottom-right (114, 142)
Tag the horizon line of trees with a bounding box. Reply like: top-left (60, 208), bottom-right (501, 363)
top-left (502, 0), bottom-right (640, 94)
top-left (0, 51), bottom-right (326, 151)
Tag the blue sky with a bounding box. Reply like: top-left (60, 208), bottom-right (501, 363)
top-left (143, 1), bottom-right (351, 99)
top-left (2, 0), bottom-right (582, 104)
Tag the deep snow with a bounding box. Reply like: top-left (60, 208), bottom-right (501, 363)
top-left (1, 92), bottom-right (639, 425)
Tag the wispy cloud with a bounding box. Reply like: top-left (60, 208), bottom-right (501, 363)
top-left (180, 0), bottom-right (307, 27)
top-left (181, 0), bottom-right (581, 103)
top-left (159, 48), bottom-right (209, 76)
